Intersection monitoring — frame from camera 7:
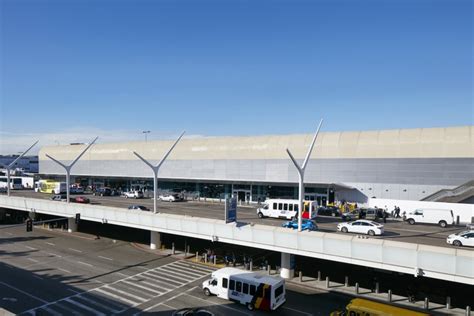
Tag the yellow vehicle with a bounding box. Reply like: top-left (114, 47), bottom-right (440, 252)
top-left (34, 180), bottom-right (67, 194)
top-left (331, 298), bottom-right (429, 316)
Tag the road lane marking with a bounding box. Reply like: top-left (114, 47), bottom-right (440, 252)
top-left (139, 287), bottom-right (198, 315)
top-left (27, 258), bottom-right (39, 263)
top-left (182, 292), bottom-right (249, 315)
top-left (32, 275), bottom-right (43, 280)
top-left (25, 246), bottom-right (37, 250)
top-left (69, 248), bottom-right (82, 253)
top-left (120, 279), bottom-right (162, 295)
top-left (58, 268), bottom-right (71, 274)
top-left (5, 232), bottom-right (13, 236)
top-left (45, 242), bottom-right (55, 246)
top-left (0, 281), bottom-right (48, 304)
top-left (78, 261), bottom-right (93, 267)
top-left (282, 306), bottom-right (313, 315)
top-left (93, 288), bottom-right (139, 305)
top-left (68, 289), bottom-right (81, 294)
top-left (98, 255), bottom-right (113, 261)
top-left (65, 298), bottom-right (106, 316)
top-left (47, 252), bottom-right (62, 257)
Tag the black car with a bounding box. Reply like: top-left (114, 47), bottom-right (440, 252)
top-left (51, 194), bottom-right (67, 201)
top-left (93, 187), bottom-right (112, 196)
top-left (317, 206), bottom-right (341, 217)
top-left (128, 205), bottom-right (150, 211)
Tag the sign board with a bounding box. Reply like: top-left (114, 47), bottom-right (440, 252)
top-left (225, 197), bottom-right (237, 224)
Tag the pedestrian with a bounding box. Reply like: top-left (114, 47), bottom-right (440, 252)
top-left (383, 211), bottom-right (387, 223)
top-left (396, 206), bottom-right (401, 218)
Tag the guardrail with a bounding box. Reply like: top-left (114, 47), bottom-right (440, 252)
top-left (1, 196), bottom-right (472, 285)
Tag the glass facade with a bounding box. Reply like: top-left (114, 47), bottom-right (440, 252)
top-left (61, 175), bottom-right (333, 204)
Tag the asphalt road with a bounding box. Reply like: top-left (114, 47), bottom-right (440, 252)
top-left (5, 190), bottom-right (473, 250)
top-left (0, 225), bottom-right (350, 315)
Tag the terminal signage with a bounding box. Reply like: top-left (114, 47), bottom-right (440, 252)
top-left (225, 197), bottom-right (237, 224)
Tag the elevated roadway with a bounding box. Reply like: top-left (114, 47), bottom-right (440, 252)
top-left (1, 191), bottom-right (473, 285)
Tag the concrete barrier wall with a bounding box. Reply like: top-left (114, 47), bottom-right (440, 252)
top-left (367, 198), bottom-right (474, 223)
top-left (1, 196), bottom-right (472, 285)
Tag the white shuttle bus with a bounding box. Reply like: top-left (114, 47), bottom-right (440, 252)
top-left (202, 267), bottom-right (286, 311)
top-left (257, 199), bottom-right (318, 220)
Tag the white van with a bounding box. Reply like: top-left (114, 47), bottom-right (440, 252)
top-left (202, 267), bottom-right (286, 311)
top-left (256, 199), bottom-right (317, 220)
top-left (405, 208), bottom-right (454, 228)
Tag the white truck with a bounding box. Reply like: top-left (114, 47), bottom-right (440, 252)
top-left (202, 267), bottom-right (286, 311)
top-left (405, 208), bottom-right (454, 228)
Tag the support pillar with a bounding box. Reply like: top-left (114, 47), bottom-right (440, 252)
top-left (67, 218), bottom-right (77, 233)
top-left (280, 253), bottom-right (295, 279)
top-left (150, 231), bottom-right (161, 250)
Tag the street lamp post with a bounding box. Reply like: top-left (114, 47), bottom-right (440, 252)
top-left (133, 131), bottom-right (185, 214)
top-left (286, 119), bottom-right (323, 232)
top-left (142, 130), bottom-right (150, 142)
top-left (7, 141), bottom-right (39, 196)
top-left (45, 137), bottom-right (98, 204)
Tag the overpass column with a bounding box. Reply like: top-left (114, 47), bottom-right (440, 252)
top-left (150, 231), bottom-right (161, 250)
top-left (67, 218), bottom-right (77, 233)
top-left (280, 253), bottom-right (295, 279)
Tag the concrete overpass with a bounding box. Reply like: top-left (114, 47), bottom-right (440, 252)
top-left (1, 195), bottom-right (472, 286)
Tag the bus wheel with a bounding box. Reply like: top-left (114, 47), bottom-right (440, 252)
top-left (246, 303), bottom-right (255, 311)
top-left (203, 288), bottom-right (211, 296)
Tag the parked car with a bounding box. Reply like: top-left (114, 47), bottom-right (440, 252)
top-left (73, 196), bottom-right (90, 204)
top-left (342, 208), bottom-right (384, 221)
top-left (51, 194), bottom-right (67, 201)
top-left (158, 193), bottom-right (182, 202)
top-left (93, 187), bottom-right (112, 196)
top-left (123, 191), bottom-right (144, 199)
top-left (337, 220), bottom-right (384, 236)
top-left (128, 205), bottom-right (150, 211)
top-left (282, 219), bottom-right (318, 231)
top-left (70, 186), bottom-right (84, 194)
top-left (446, 230), bottom-right (474, 247)
top-left (317, 206), bottom-right (340, 217)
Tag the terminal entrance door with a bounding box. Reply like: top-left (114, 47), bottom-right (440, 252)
top-left (304, 193), bottom-right (327, 206)
top-left (233, 190), bottom-right (251, 203)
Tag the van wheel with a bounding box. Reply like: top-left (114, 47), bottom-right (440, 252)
top-left (257, 212), bottom-right (264, 219)
top-left (439, 221), bottom-right (447, 228)
top-left (453, 240), bottom-right (462, 247)
top-left (247, 303), bottom-right (255, 311)
top-left (341, 227), bottom-right (348, 233)
top-left (368, 230), bottom-right (375, 236)
top-left (408, 219), bottom-right (415, 225)
top-left (125, 195), bottom-right (128, 199)
top-left (203, 288), bottom-right (211, 296)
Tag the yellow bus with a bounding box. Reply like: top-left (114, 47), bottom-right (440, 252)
top-left (331, 298), bottom-right (429, 316)
top-left (34, 180), bottom-right (67, 194)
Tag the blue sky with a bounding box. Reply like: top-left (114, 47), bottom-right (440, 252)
top-left (0, 0), bottom-right (472, 153)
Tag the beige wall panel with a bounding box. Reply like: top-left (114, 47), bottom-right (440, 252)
top-left (338, 132), bottom-right (360, 157)
top-left (39, 126), bottom-right (473, 162)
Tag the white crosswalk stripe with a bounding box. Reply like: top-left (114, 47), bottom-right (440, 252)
top-left (24, 260), bottom-right (215, 315)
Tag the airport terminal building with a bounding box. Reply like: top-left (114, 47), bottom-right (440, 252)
top-left (38, 126), bottom-right (474, 204)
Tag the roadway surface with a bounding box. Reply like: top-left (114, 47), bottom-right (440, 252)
top-left (5, 190), bottom-right (473, 250)
top-left (0, 225), bottom-right (349, 315)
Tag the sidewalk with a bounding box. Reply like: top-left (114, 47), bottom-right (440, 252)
top-left (280, 273), bottom-right (469, 316)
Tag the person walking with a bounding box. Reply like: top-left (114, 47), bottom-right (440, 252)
top-left (383, 211), bottom-right (387, 223)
